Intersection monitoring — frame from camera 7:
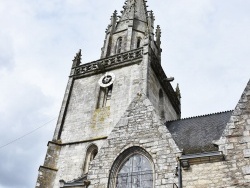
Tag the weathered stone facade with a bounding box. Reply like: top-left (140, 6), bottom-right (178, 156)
top-left (36, 0), bottom-right (250, 187)
top-left (87, 95), bottom-right (181, 188)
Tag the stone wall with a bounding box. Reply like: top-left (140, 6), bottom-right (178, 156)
top-left (36, 142), bottom-right (60, 188)
top-left (53, 139), bottom-right (105, 188)
top-left (36, 166), bottom-right (57, 188)
top-left (147, 64), bottom-right (178, 121)
top-left (182, 162), bottom-right (229, 188)
top-left (60, 62), bottom-right (146, 143)
top-left (87, 95), bottom-right (181, 188)
top-left (216, 80), bottom-right (250, 187)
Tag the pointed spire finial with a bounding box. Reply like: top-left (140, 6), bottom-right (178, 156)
top-left (176, 83), bottom-right (181, 100)
top-left (112, 10), bottom-right (118, 21)
top-left (105, 10), bottom-right (117, 34)
top-left (110, 10), bottom-right (117, 29)
top-left (147, 10), bottom-right (155, 39)
top-left (156, 25), bottom-right (161, 48)
top-left (72, 49), bottom-right (82, 67)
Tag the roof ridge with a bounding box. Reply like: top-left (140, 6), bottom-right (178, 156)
top-left (166, 110), bottom-right (233, 123)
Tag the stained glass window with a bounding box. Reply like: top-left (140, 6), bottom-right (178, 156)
top-left (116, 154), bottom-right (153, 188)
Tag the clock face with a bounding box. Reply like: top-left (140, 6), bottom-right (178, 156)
top-left (98, 73), bottom-right (115, 88)
top-left (102, 75), bottom-right (112, 84)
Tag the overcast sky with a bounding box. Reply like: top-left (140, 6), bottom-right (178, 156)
top-left (0, 0), bottom-right (249, 187)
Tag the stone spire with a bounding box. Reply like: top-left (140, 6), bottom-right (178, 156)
top-left (120, 0), bottom-right (148, 22)
top-left (100, 0), bottom-right (162, 60)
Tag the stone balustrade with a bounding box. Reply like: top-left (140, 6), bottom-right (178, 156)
top-left (74, 47), bottom-right (143, 76)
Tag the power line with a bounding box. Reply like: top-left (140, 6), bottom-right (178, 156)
top-left (0, 117), bottom-right (57, 150)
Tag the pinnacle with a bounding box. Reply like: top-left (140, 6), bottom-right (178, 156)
top-left (72, 49), bottom-right (82, 67)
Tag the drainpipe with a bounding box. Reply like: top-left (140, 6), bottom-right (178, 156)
top-left (177, 157), bottom-right (182, 188)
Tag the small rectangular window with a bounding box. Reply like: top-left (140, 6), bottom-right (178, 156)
top-left (137, 37), bottom-right (141, 48)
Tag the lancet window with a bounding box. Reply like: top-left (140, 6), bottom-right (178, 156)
top-left (116, 37), bottom-right (123, 54)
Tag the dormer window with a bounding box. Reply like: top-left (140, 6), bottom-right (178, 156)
top-left (116, 37), bottom-right (123, 54)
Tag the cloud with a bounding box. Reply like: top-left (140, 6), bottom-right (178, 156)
top-left (0, 81), bottom-right (55, 187)
top-left (0, 1), bottom-right (65, 187)
top-left (0, 33), bottom-right (14, 71)
top-left (155, 0), bottom-right (250, 116)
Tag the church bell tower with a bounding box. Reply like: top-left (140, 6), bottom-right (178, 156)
top-left (36, 0), bottom-right (181, 187)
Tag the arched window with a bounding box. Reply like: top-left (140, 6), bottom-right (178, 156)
top-left (159, 89), bottom-right (165, 119)
top-left (108, 147), bottom-right (153, 188)
top-left (83, 144), bottom-right (98, 174)
top-left (97, 84), bottom-right (113, 108)
top-left (137, 37), bottom-right (142, 48)
top-left (116, 37), bottom-right (123, 54)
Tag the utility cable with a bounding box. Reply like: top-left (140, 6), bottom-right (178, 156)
top-left (0, 117), bottom-right (57, 150)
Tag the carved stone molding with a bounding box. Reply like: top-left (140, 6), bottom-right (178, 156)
top-left (73, 48), bottom-right (143, 77)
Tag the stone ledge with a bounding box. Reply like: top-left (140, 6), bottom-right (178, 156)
top-left (39, 165), bottom-right (58, 172)
top-left (48, 136), bottom-right (108, 146)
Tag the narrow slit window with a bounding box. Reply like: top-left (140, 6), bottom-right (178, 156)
top-left (137, 37), bottom-right (142, 48)
top-left (159, 89), bottom-right (165, 119)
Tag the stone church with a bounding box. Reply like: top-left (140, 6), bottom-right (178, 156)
top-left (36, 0), bottom-right (250, 187)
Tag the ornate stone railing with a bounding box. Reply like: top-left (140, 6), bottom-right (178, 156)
top-left (74, 47), bottom-right (143, 76)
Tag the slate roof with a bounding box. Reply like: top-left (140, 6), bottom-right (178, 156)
top-left (166, 111), bottom-right (233, 154)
